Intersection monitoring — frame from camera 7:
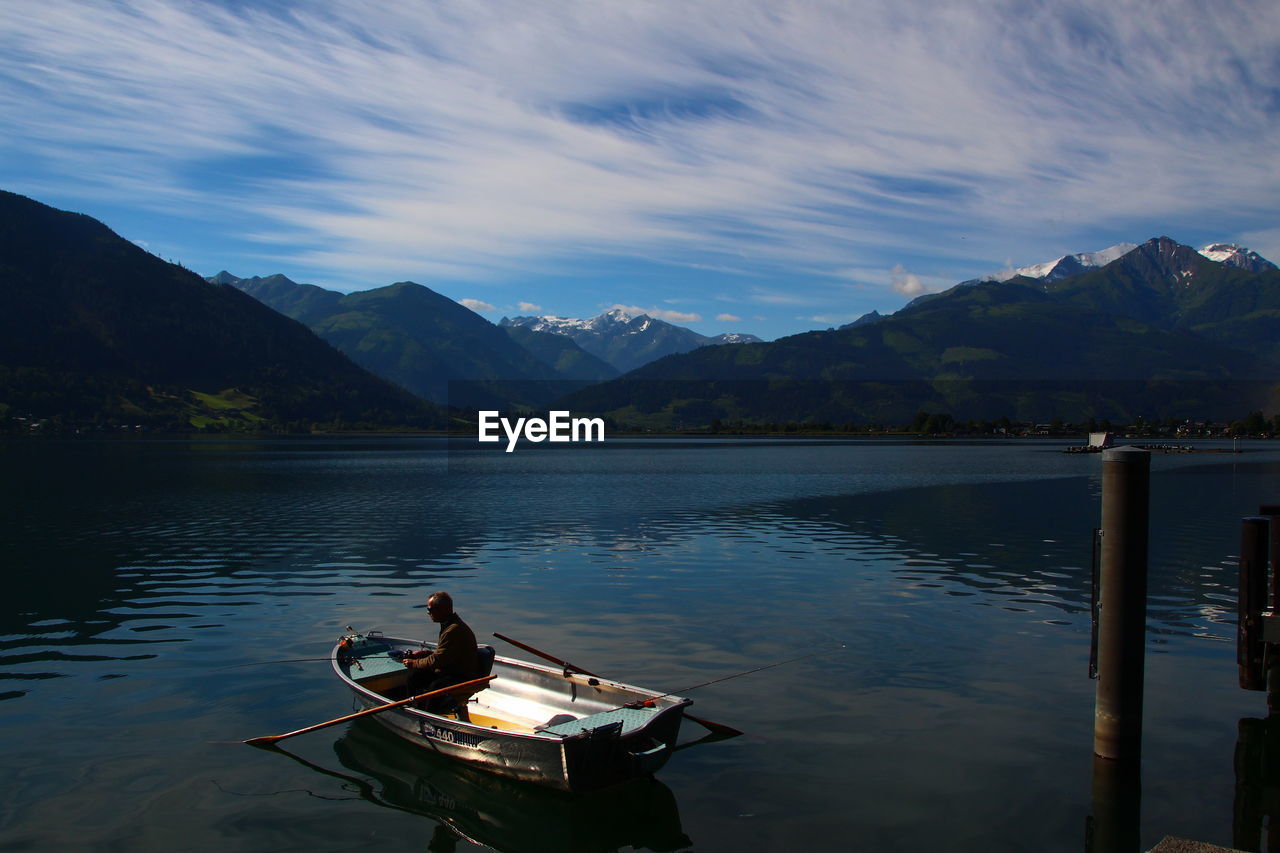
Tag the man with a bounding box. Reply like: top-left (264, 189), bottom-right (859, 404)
top-left (402, 591), bottom-right (478, 713)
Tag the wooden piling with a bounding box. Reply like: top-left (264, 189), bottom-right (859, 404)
top-left (1259, 505), bottom-right (1280, 612)
top-left (1094, 446), bottom-right (1151, 763)
top-left (1089, 754), bottom-right (1141, 853)
top-left (1237, 517), bottom-right (1269, 692)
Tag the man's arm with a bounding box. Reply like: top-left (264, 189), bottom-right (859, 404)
top-left (404, 623), bottom-right (462, 672)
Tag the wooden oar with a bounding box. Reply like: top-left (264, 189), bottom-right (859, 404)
top-left (243, 675), bottom-right (495, 747)
top-left (492, 633), bottom-right (742, 738)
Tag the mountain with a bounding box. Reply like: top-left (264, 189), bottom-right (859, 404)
top-left (0, 191), bottom-right (441, 431)
top-left (499, 325), bottom-right (618, 382)
top-left (840, 310), bottom-right (885, 330)
top-left (557, 237), bottom-right (1279, 428)
top-left (218, 273), bottom-right (586, 409)
top-left (210, 271), bottom-right (342, 323)
top-left (709, 332), bottom-right (761, 345)
top-left (1198, 243), bottom-right (1278, 273)
top-left (1026, 237), bottom-right (1280, 358)
top-left (499, 309), bottom-right (763, 373)
top-left (993, 243), bottom-right (1139, 283)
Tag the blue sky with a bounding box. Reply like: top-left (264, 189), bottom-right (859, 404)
top-left (2, 0), bottom-right (1278, 341)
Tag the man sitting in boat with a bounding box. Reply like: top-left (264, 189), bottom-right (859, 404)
top-left (401, 591), bottom-right (479, 713)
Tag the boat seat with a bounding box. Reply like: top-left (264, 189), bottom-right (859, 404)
top-left (444, 645), bottom-right (497, 722)
top-left (475, 644), bottom-right (496, 678)
top-left (541, 706), bottom-right (661, 738)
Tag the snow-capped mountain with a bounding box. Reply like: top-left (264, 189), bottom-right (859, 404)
top-left (989, 243), bottom-right (1138, 283)
top-left (512, 308), bottom-right (647, 337)
top-left (1198, 243), bottom-right (1278, 273)
top-left (989, 240), bottom-right (1277, 283)
top-left (500, 308), bottom-right (761, 373)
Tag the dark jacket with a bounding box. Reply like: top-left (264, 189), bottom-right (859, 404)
top-left (407, 613), bottom-right (478, 679)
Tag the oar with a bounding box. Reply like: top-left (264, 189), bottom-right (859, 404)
top-left (243, 675), bottom-right (495, 748)
top-left (492, 633), bottom-right (742, 738)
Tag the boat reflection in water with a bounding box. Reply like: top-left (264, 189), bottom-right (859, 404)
top-left (321, 718), bottom-right (693, 853)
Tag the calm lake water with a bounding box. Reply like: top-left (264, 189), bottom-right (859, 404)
top-left (3, 435), bottom-right (1279, 852)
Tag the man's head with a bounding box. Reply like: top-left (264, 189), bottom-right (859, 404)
top-left (427, 591), bottom-right (454, 623)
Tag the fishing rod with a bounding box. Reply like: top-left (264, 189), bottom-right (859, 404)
top-left (217, 658), bottom-right (334, 670)
top-left (221, 627), bottom-right (375, 670)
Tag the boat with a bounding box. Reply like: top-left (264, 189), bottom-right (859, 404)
top-left (331, 630), bottom-right (692, 792)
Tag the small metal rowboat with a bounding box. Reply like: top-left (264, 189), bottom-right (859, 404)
top-left (332, 631), bottom-right (691, 792)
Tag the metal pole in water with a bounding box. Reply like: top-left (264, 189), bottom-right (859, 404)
top-left (1093, 446), bottom-right (1151, 763)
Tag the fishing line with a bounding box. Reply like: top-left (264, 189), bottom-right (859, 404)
top-left (645, 644), bottom-right (847, 704)
top-left (217, 657), bottom-right (333, 669)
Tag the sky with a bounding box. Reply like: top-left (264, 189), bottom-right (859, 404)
top-left (2, 0), bottom-right (1278, 341)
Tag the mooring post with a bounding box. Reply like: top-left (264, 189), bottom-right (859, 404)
top-left (1260, 505), bottom-right (1280, 612)
top-left (1238, 516), bottom-right (1269, 692)
top-left (1260, 505), bottom-right (1280, 708)
top-left (1088, 753), bottom-right (1141, 853)
top-left (1093, 446), bottom-right (1151, 763)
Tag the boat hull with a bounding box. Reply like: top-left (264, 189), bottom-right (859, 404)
top-left (333, 633), bottom-right (689, 791)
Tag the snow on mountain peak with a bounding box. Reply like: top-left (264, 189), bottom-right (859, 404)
top-left (988, 243), bottom-right (1137, 283)
top-left (1198, 243), bottom-right (1278, 272)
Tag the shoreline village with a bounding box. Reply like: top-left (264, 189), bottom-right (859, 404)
top-left (477, 410), bottom-right (606, 452)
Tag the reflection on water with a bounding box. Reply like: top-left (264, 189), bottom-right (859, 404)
top-left (303, 718), bottom-right (692, 853)
top-left (3, 437), bottom-right (1280, 851)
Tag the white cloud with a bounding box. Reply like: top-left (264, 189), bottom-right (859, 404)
top-left (612, 304), bottom-right (702, 324)
top-left (890, 264), bottom-right (929, 298)
top-left (517, 301), bottom-right (542, 313)
top-left (1, 0), bottom-right (1277, 301)
top-left (458, 298), bottom-right (495, 312)
top-left (716, 313), bottom-right (742, 323)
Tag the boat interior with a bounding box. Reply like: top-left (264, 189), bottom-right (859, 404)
top-left (342, 637), bottom-right (670, 737)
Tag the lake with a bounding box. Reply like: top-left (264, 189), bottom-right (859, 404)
top-left (2, 435), bottom-right (1278, 852)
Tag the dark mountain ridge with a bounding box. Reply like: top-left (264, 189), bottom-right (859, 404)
top-left (559, 237), bottom-right (1280, 427)
top-left (0, 191), bottom-right (440, 429)
top-left (1026, 237), bottom-right (1280, 358)
top-left (499, 325), bottom-right (618, 382)
top-left (218, 272), bottom-right (605, 408)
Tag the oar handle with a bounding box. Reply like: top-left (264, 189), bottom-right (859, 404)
top-left (492, 632), bottom-right (600, 678)
top-left (243, 675), bottom-right (496, 747)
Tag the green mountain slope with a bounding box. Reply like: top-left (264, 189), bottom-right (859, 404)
top-left (0, 191), bottom-right (442, 430)
top-left (222, 274), bottom-right (596, 409)
top-left (500, 325), bottom-right (618, 382)
top-left (1035, 237), bottom-right (1280, 359)
top-left (560, 274), bottom-right (1275, 427)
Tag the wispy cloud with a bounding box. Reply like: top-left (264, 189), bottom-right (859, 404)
top-left (458, 298), bottom-right (495, 313)
top-left (1, 0), bottom-right (1277, 333)
top-left (613, 304), bottom-right (702, 324)
top-left (517, 301), bottom-right (543, 313)
top-left (715, 313), bottom-right (742, 323)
